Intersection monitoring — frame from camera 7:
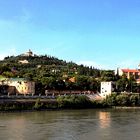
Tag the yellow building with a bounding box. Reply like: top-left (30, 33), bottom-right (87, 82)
top-left (118, 68), bottom-right (140, 83)
top-left (0, 78), bottom-right (35, 95)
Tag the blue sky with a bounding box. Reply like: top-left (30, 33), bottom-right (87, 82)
top-left (0, 0), bottom-right (140, 70)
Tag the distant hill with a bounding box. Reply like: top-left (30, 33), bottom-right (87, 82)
top-left (0, 51), bottom-right (100, 78)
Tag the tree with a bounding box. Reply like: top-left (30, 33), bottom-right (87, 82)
top-left (116, 94), bottom-right (129, 106)
top-left (127, 75), bottom-right (135, 92)
top-left (88, 78), bottom-right (99, 92)
top-left (129, 95), bottom-right (139, 106)
top-left (105, 94), bottom-right (117, 106)
top-left (2, 71), bottom-right (14, 78)
top-left (23, 72), bottom-right (34, 80)
top-left (75, 76), bottom-right (89, 90)
top-left (116, 74), bottom-right (128, 92)
top-left (100, 70), bottom-right (116, 81)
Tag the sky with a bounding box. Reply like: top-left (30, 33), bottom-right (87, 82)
top-left (0, 0), bottom-right (140, 70)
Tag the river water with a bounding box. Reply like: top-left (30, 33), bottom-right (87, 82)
top-left (0, 109), bottom-right (140, 140)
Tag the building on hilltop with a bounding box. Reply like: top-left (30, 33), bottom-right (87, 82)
top-left (0, 78), bottom-right (35, 95)
top-left (21, 49), bottom-right (34, 57)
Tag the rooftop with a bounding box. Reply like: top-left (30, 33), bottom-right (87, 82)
top-left (121, 69), bottom-right (140, 73)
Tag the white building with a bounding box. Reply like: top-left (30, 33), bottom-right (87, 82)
top-left (100, 82), bottom-right (113, 98)
top-left (21, 49), bottom-right (34, 57)
top-left (18, 60), bottom-right (29, 64)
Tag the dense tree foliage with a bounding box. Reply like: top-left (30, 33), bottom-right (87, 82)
top-left (0, 55), bottom-right (101, 93)
top-left (1, 54), bottom-right (140, 94)
top-left (104, 93), bottom-right (140, 107)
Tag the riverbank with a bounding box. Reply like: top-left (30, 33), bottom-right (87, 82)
top-left (0, 98), bottom-right (58, 111)
top-left (0, 94), bottom-right (140, 111)
top-left (0, 95), bottom-right (106, 111)
top-left (113, 106), bottom-right (140, 109)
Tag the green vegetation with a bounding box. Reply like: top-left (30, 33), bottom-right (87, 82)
top-left (57, 95), bottom-right (92, 108)
top-left (0, 53), bottom-right (140, 94)
top-left (1, 94), bottom-right (140, 111)
top-left (0, 95), bottom-right (106, 111)
top-left (0, 54), bottom-right (101, 94)
top-left (103, 93), bottom-right (140, 107)
top-left (0, 53), bottom-right (140, 111)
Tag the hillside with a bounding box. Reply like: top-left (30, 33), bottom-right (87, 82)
top-left (0, 51), bottom-right (117, 94)
top-left (0, 52), bottom-right (100, 78)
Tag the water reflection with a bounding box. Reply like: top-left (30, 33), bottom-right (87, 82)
top-left (99, 111), bottom-right (111, 129)
top-left (7, 117), bottom-right (26, 140)
top-left (0, 109), bottom-right (140, 140)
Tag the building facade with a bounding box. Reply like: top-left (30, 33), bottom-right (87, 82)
top-left (100, 82), bottom-right (113, 98)
top-left (118, 68), bottom-right (140, 83)
top-left (0, 78), bottom-right (35, 95)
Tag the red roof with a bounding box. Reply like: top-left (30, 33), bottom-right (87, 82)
top-left (122, 69), bottom-right (140, 73)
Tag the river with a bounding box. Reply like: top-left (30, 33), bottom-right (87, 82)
top-left (0, 109), bottom-right (140, 140)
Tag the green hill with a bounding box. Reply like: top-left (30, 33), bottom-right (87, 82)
top-left (0, 52), bottom-right (117, 94)
top-left (0, 53), bottom-right (100, 80)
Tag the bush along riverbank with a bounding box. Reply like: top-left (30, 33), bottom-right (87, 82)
top-left (36, 94), bottom-right (140, 109)
top-left (0, 95), bottom-right (106, 111)
top-left (102, 93), bottom-right (140, 107)
top-left (0, 94), bottom-right (140, 111)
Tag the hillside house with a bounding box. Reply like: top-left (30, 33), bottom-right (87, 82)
top-left (118, 68), bottom-right (140, 83)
